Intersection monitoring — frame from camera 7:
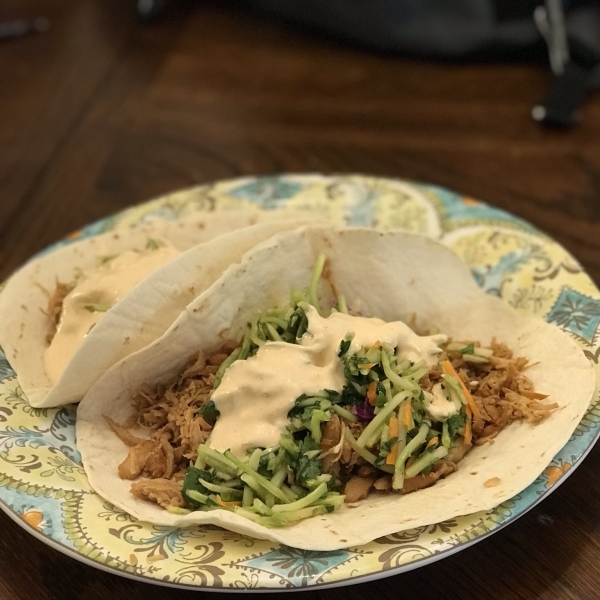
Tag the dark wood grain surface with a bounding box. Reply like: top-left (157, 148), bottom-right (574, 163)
top-left (2, 1), bottom-right (600, 598)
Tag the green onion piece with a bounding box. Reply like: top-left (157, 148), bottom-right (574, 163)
top-left (213, 346), bottom-right (242, 389)
top-left (338, 294), bottom-right (348, 314)
top-left (397, 419), bottom-right (407, 455)
top-left (277, 505), bottom-right (329, 522)
top-left (185, 489), bottom-right (210, 505)
top-left (409, 367), bottom-right (429, 381)
top-left (248, 448), bottom-right (263, 472)
top-left (280, 484), bottom-right (299, 502)
top-left (331, 404), bottom-right (358, 423)
top-left (357, 391), bottom-right (410, 447)
top-left (225, 451), bottom-right (289, 503)
top-left (215, 477), bottom-right (241, 487)
top-left (442, 421), bottom-right (451, 448)
top-left (290, 287), bottom-right (308, 307)
top-left (462, 354), bottom-right (489, 364)
top-left (196, 446), bottom-right (238, 476)
top-left (280, 436), bottom-right (300, 457)
top-left (233, 507), bottom-right (287, 527)
top-left (446, 342), bottom-right (467, 352)
top-left (290, 484), bottom-right (306, 497)
top-left (344, 428), bottom-right (394, 473)
top-left (166, 505), bottom-right (191, 515)
top-left (261, 316), bottom-right (289, 329)
top-left (238, 329), bottom-right (253, 360)
top-left (442, 375), bottom-right (467, 406)
top-left (242, 485), bottom-right (254, 507)
top-left (309, 253), bottom-right (326, 314)
top-left (474, 347), bottom-right (494, 358)
top-left (241, 474), bottom-right (267, 502)
top-left (271, 483), bottom-right (327, 513)
top-left (381, 351), bottom-right (418, 394)
top-left (392, 423), bottom-right (429, 490)
top-left (253, 498), bottom-right (272, 516)
top-left (383, 379), bottom-right (393, 404)
top-left (250, 316), bottom-right (265, 347)
top-left (197, 479), bottom-right (243, 498)
top-left (310, 409), bottom-right (328, 444)
top-left (265, 323), bottom-right (282, 342)
top-left (366, 422), bottom-right (385, 448)
top-left (405, 447), bottom-right (449, 478)
top-left (364, 347), bottom-right (380, 365)
top-left (312, 493), bottom-right (345, 508)
top-left (296, 396), bottom-right (321, 408)
top-left (270, 466), bottom-right (288, 489)
top-left (304, 478), bottom-right (324, 489)
top-left (396, 359), bottom-right (412, 374)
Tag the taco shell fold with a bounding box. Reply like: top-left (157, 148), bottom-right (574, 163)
top-left (76, 226), bottom-right (596, 550)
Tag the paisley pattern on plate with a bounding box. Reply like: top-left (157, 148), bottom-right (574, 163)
top-left (1, 174), bottom-right (599, 590)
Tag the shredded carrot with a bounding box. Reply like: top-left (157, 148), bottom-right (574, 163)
top-left (372, 341), bottom-right (382, 349)
top-left (360, 363), bottom-right (376, 370)
top-left (215, 495), bottom-right (242, 508)
top-left (442, 360), bottom-right (481, 419)
top-left (426, 436), bottom-right (439, 449)
top-left (403, 398), bottom-right (413, 428)
top-left (386, 417), bottom-right (399, 465)
top-left (464, 404), bottom-right (473, 445)
top-left (367, 382), bottom-right (377, 406)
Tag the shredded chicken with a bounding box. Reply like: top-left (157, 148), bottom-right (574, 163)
top-left (445, 438), bottom-right (471, 463)
top-left (402, 461), bottom-right (458, 494)
top-left (319, 415), bottom-right (344, 475)
top-left (344, 475), bottom-right (375, 503)
top-left (107, 349), bottom-right (233, 498)
top-left (130, 476), bottom-right (185, 508)
top-left (112, 334), bottom-right (553, 511)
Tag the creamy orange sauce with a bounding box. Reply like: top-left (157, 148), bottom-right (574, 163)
top-left (209, 306), bottom-right (447, 456)
top-left (44, 245), bottom-right (179, 383)
top-left (209, 343), bottom-right (345, 456)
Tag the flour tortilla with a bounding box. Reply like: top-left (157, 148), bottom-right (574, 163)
top-left (0, 211), bottom-right (315, 407)
top-left (76, 226), bottom-right (596, 550)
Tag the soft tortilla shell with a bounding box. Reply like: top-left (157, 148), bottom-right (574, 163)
top-left (77, 227), bottom-right (595, 550)
top-left (0, 211), bottom-right (314, 407)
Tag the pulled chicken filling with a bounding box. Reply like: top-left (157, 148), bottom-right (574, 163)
top-left (107, 338), bottom-right (557, 511)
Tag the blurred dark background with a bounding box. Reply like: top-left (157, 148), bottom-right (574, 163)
top-left (3, 3), bottom-right (600, 600)
top-left (1, 0), bottom-right (600, 282)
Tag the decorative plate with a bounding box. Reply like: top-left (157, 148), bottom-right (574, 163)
top-left (1, 174), bottom-right (599, 591)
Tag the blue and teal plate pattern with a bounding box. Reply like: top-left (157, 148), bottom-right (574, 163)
top-left (0, 174), bottom-right (599, 590)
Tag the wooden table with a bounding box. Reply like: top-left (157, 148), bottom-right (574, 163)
top-left (2, 1), bottom-right (600, 598)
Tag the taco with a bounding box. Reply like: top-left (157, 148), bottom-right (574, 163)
top-left (0, 212), bottom-right (312, 408)
top-left (76, 226), bottom-right (595, 550)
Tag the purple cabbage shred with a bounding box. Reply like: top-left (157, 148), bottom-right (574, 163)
top-left (353, 399), bottom-right (374, 422)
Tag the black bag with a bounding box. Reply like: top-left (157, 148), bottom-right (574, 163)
top-left (138, 0), bottom-right (600, 126)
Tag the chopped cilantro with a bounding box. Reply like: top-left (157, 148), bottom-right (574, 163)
top-left (446, 411), bottom-right (467, 439)
top-left (379, 436), bottom-right (398, 455)
top-left (338, 338), bottom-right (351, 357)
top-left (182, 466), bottom-right (212, 508)
top-left (290, 435), bottom-right (323, 486)
top-left (197, 400), bottom-right (220, 426)
top-left (375, 383), bottom-right (387, 408)
top-left (284, 306), bottom-right (308, 342)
